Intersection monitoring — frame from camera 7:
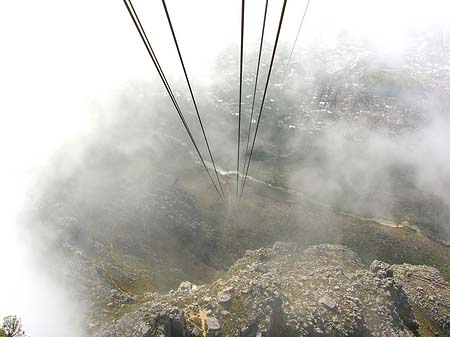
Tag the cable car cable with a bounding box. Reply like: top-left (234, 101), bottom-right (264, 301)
top-left (236, 0), bottom-right (245, 201)
top-left (161, 0), bottom-right (225, 198)
top-left (123, 0), bottom-right (223, 199)
top-left (240, 0), bottom-right (288, 200)
top-left (280, 0), bottom-right (311, 85)
top-left (242, 0), bottom-right (269, 184)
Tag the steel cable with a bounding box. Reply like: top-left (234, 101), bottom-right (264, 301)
top-left (123, 0), bottom-right (223, 199)
top-left (240, 0), bottom-right (288, 200)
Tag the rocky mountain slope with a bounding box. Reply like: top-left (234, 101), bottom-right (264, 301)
top-left (93, 243), bottom-right (450, 337)
top-left (26, 31), bottom-right (450, 337)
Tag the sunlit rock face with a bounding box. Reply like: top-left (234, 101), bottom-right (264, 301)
top-left (92, 243), bottom-right (450, 337)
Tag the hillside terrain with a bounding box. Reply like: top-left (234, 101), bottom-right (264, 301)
top-left (94, 243), bottom-right (450, 337)
top-left (26, 32), bottom-right (450, 336)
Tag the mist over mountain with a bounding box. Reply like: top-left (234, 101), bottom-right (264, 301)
top-left (2, 1), bottom-right (450, 336)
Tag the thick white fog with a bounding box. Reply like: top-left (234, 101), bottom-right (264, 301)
top-left (1, 0), bottom-right (450, 336)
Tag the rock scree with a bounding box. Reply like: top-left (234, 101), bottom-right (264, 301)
top-left (93, 243), bottom-right (450, 337)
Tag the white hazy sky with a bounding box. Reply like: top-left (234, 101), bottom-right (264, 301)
top-left (0, 0), bottom-right (449, 336)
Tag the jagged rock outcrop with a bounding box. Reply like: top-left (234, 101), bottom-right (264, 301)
top-left (93, 243), bottom-right (450, 337)
top-left (391, 264), bottom-right (450, 336)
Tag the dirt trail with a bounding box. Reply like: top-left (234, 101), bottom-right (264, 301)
top-left (213, 164), bottom-right (402, 229)
top-left (207, 162), bottom-right (450, 246)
